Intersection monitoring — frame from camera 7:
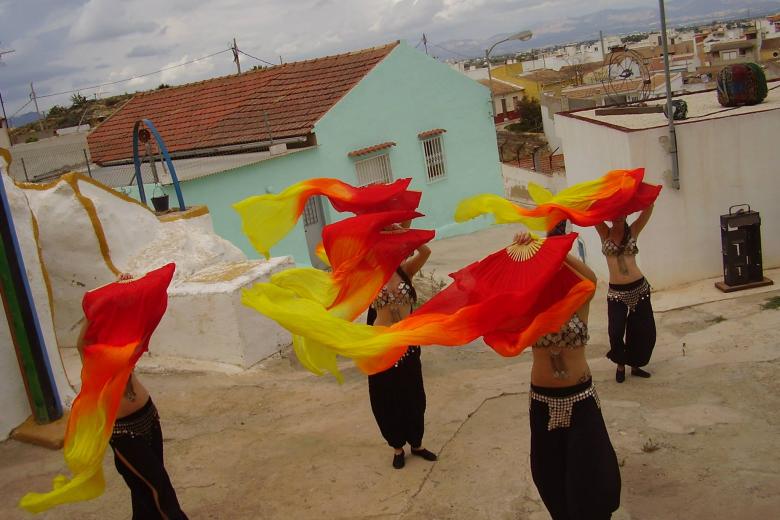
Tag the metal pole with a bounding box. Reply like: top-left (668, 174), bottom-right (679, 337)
top-left (0, 90), bottom-right (7, 124)
top-left (659, 0), bottom-right (680, 189)
top-left (83, 149), bottom-right (92, 178)
top-left (20, 157), bottom-right (29, 181)
top-left (486, 47), bottom-right (496, 123)
top-left (30, 82), bottom-right (44, 132)
top-left (232, 37), bottom-right (241, 74)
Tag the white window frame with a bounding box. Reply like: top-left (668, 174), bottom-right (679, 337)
top-left (420, 134), bottom-right (447, 183)
top-left (354, 153), bottom-right (394, 186)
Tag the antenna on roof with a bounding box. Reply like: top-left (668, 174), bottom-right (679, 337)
top-left (231, 38), bottom-right (241, 74)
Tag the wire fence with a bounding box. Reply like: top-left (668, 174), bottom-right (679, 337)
top-left (7, 136), bottom-right (93, 183)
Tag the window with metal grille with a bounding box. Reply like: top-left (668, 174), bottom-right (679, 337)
top-left (303, 197), bottom-right (322, 227)
top-left (421, 135), bottom-right (447, 182)
top-left (354, 153), bottom-right (393, 186)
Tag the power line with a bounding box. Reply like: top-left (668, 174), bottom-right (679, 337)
top-left (9, 98), bottom-right (32, 119)
top-left (428, 42), bottom-right (474, 60)
top-left (35, 48), bottom-right (232, 100)
top-left (237, 49), bottom-right (277, 67)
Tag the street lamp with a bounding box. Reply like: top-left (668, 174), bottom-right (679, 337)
top-left (486, 30), bottom-right (533, 123)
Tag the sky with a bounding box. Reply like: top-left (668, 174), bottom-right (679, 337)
top-left (0, 0), bottom-right (765, 116)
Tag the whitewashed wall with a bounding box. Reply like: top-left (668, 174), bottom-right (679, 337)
top-left (501, 163), bottom-right (566, 202)
top-left (557, 110), bottom-right (780, 289)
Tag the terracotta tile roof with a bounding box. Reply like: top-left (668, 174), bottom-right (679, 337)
top-left (88, 42), bottom-right (399, 164)
top-left (417, 128), bottom-right (446, 139)
top-left (477, 79), bottom-right (523, 95)
top-left (347, 141), bottom-right (396, 157)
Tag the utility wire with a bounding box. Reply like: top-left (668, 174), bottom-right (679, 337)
top-left (236, 49), bottom-right (277, 67)
top-left (428, 42), bottom-right (474, 60)
top-left (34, 48), bottom-right (232, 100)
top-left (9, 98), bottom-right (32, 118)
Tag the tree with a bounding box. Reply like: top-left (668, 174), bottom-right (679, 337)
top-left (47, 105), bottom-right (67, 117)
top-left (70, 92), bottom-right (87, 108)
top-left (511, 96), bottom-right (543, 132)
top-left (156, 83), bottom-right (171, 89)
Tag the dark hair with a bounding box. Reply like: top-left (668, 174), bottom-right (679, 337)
top-left (549, 220), bottom-right (567, 237)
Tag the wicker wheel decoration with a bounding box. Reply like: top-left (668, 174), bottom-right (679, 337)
top-left (601, 46), bottom-right (651, 106)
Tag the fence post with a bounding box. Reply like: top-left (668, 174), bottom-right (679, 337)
top-left (83, 149), bottom-right (92, 178)
top-left (20, 157), bottom-right (29, 181)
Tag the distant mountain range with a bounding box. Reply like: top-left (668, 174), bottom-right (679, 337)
top-left (433, 0), bottom-right (780, 60)
top-left (8, 111), bottom-right (42, 128)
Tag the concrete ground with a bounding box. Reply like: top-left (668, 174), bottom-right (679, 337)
top-left (2, 228), bottom-right (780, 520)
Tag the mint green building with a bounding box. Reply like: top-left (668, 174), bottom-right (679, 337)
top-left (89, 41), bottom-right (502, 265)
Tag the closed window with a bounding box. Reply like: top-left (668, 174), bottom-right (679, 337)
top-left (354, 153), bottom-right (393, 186)
top-left (721, 50), bottom-right (738, 61)
top-left (421, 135), bottom-right (447, 182)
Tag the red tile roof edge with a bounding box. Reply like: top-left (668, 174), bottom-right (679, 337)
top-left (348, 141), bottom-right (396, 157)
top-left (88, 41), bottom-right (401, 164)
top-left (133, 41), bottom-right (401, 101)
top-left (417, 128), bottom-right (447, 139)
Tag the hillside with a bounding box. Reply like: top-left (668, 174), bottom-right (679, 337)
top-left (9, 92), bottom-right (133, 144)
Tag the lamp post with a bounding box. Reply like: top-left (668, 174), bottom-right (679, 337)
top-left (659, 0), bottom-right (680, 189)
top-left (486, 30), bottom-right (533, 123)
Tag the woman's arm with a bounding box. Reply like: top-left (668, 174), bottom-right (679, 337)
top-left (594, 222), bottom-right (609, 240)
top-left (75, 318), bottom-right (89, 361)
top-left (564, 254), bottom-right (597, 284)
top-left (630, 204), bottom-right (654, 237)
top-left (402, 244), bottom-right (431, 278)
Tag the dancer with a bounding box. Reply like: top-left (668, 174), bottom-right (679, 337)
top-left (516, 230), bottom-right (621, 520)
top-left (78, 272), bottom-right (188, 520)
top-left (595, 205), bottom-right (655, 383)
top-left (19, 265), bottom-right (184, 518)
top-left (367, 221), bottom-right (437, 469)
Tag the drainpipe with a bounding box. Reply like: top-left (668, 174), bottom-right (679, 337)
top-left (659, 0), bottom-right (680, 190)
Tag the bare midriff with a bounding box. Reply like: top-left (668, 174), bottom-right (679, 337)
top-left (116, 372), bottom-right (151, 419)
top-left (531, 348), bottom-right (591, 387)
top-left (605, 254), bottom-right (644, 285)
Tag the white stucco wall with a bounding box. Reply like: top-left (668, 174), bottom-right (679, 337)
top-left (501, 163), bottom-right (566, 202)
top-left (557, 109), bottom-right (780, 289)
top-left (0, 300), bottom-right (30, 440)
top-left (152, 258), bottom-right (294, 367)
top-left (2, 173), bottom-right (77, 437)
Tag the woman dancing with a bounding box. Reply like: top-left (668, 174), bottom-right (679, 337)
top-left (516, 230), bottom-right (621, 520)
top-left (595, 205), bottom-right (655, 383)
top-left (76, 273), bottom-right (188, 520)
top-left (366, 221), bottom-right (438, 469)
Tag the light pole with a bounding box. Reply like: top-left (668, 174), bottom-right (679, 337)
top-left (486, 30), bottom-right (533, 123)
top-left (659, 0), bottom-right (680, 189)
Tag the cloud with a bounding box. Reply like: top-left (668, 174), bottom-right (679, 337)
top-left (126, 44), bottom-right (177, 59)
top-left (1, 0), bottom-right (774, 114)
top-left (68, 0), bottom-right (159, 43)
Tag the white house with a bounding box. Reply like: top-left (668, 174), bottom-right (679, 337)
top-left (555, 85), bottom-right (780, 289)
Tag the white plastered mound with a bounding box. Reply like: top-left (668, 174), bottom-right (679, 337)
top-left (10, 173), bottom-right (293, 384)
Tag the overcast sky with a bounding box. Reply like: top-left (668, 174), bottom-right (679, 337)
top-left (0, 0), bottom-right (697, 116)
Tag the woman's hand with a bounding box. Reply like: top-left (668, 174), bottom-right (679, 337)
top-left (513, 231), bottom-right (533, 246)
top-left (381, 224), bottom-right (408, 235)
